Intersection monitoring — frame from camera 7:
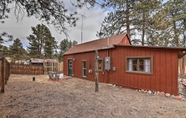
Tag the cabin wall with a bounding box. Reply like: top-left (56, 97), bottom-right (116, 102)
top-left (63, 51), bottom-right (108, 82)
top-left (64, 47), bottom-right (179, 95)
top-left (108, 46), bottom-right (178, 95)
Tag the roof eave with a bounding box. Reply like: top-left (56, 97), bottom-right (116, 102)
top-left (63, 46), bottom-right (115, 56)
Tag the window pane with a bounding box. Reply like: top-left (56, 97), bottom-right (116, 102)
top-left (82, 61), bottom-right (86, 68)
top-left (139, 59), bottom-right (144, 71)
top-left (139, 59), bottom-right (144, 65)
top-left (132, 59), bottom-right (137, 64)
top-left (98, 59), bottom-right (103, 70)
top-left (98, 60), bottom-right (102, 64)
top-left (128, 59), bottom-right (132, 71)
top-left (139, 65), bottom-right (144, 71)
top-left (133, 65), bottom-right (137, 71)
top-left (144, 59), bottom-right (150, 72)
top-left (83, 69), bottom-right (86, 76)
top-left (82, 61), bottom-right (86, 77)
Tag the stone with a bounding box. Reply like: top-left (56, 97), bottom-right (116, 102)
top-left (141, 89), bottom-right (144, 92)
top-left (144, 90), bottom-right (147, 93)
top-left (175, 95), bottom-right (182, 100)
top-left (147, 90), bottom-right (152, 94)
top-left (178, 78), bottom-right (182, 82)
top-left (107, 84), bottom-right (113, 86)
top-left (156, 91), bottom-right (160, 95)
top-left (181, 98), bottom-right (186, 101)
top-left (153, 92), bottom-right (156, 95)
top-left (159, 92), bottom-right (165, 96)
top-left (165, 93), bottom-right (171, 97)
top-left (170, 95), bottom-right (175, 99)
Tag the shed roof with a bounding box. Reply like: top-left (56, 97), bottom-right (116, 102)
top-left (30, 58), bottom-right (44, 63)
top-left (64, 33), bottom-right (130, 55)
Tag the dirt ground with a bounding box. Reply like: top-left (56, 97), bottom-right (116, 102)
top-left (0, 74), bottom-right (186, 118)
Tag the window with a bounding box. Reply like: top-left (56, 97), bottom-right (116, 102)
top-left (126, 56), bottom-right (153, 74)
top-left (82, 61), bottom-right (86, 77)
top-left (98, 59), bottom-right (103, 71)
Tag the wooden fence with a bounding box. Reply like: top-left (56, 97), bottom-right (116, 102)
top-left (0, 57), bottom-right (10, 93)
top-left (10, 64), bottom-right (44, 75)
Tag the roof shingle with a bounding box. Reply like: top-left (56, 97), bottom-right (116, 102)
top-left (64, 33), bottom-right (130, 55)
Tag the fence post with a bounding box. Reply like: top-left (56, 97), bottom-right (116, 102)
top-left (4, 58), bottom-right (7, 84)
top-left (1, 57), bottom-right (5, 93)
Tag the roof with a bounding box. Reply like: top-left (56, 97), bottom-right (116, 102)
top-left (30, 58), bottom-right (58, 63)
top-left (44, 59), bottom-right (58, 63)
top-left (64, 33), bottom-right (130, 55)
top-left (114, 44), bottom-right (186, 51)
top-left (30, 58), bottom-right (44, 63)
top-left (114, 44), bottom-right (186, 58)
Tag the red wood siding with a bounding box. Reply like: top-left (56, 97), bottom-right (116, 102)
top-left (108, 46), bottom-right (178, 95)
top-left (119, 36), bottom-right (131, 45)
top-left (64, 46), bottom-right (179, 95)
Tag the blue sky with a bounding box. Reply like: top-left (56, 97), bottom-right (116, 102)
top-left (0, 1), bottom-right (109, 48)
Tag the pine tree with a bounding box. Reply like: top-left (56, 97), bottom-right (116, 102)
top-left (151, 0), bottom-right (186, 47)
top-left (97, 0), bottom-right (135, 40)
top-left (58, 39), bottom-right (78, 61)
top-left (0, 46), bottom-right (10, 57)
top-left (132, 0), bottom-right (162, 45)
top-left (44, 37), bottom-right (58, 59)
top-left (27, 24), bottom-right (57, 58)
top-left (9, 38), bottom-right (23, 61)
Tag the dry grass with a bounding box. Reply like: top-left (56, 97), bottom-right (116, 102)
top-left (0, 74), bottom-right (186, 118)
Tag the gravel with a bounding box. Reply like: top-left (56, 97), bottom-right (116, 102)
top-left (0, 74), bottom-right (186, 118)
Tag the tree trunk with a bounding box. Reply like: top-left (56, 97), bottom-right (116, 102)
top-left (95, 50), bottom-right (99, 92)
top-left (126, 0), bottom-right (130, 38)
top-left (173, 20), bottom-right (178, 46)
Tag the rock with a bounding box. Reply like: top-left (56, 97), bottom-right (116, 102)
top-left (144, 90), bottom-right (147, 93)
top-left (170, 95), bottom-right (175, 99)
top-left (156, 91), bottom-right (160, 95)
top-left (178, 78), bottom-right (182, 82)
top-left (181, 98), bottom-right (186, 101)
top-left (107, 84), bottom-right (112, 86)
top-left (153, 91), bottom-right (156, 95)
top-left (175, 95), bottom-right (182, 100)
top-left (165, 93), bottom-right (170, 97)
top-left (147, 90), bottom-right (152, 94)
top-left (159, 92), bottom-right (165, 96)
top-left (141, 89), bottom-right (144, 92)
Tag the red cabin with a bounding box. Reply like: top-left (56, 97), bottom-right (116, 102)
top-left (63, 33), bottom-right (186, 95)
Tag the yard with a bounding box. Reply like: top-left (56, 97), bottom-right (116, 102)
top-left (0, 74), bottom-right (186, 118)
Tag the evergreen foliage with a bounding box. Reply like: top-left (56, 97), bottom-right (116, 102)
top-left (27, 24), bottom-right (57, 59)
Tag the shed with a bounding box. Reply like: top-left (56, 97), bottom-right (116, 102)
top-left (43, 59), bottom-right (58, 74)
top-left (63, 33), bottom-right (186, 95)
top-left (30, 58), bottom-right (58, 74)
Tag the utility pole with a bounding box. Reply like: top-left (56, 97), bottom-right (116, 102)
top-left (79, 14), bottom-right (86, 43)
